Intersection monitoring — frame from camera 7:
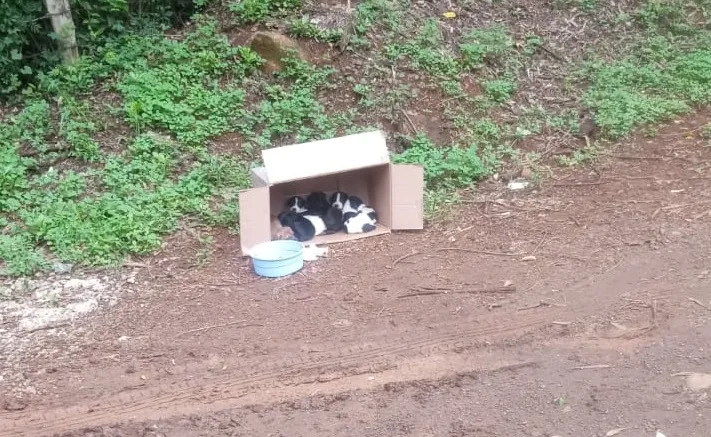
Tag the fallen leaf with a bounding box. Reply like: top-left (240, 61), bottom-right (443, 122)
top-left (443, 11), bottom-right (456, 18)
top-left (606, 428), bottom-right (630, 436)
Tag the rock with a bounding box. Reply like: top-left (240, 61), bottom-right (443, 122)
top-left (248, 32), bottom-right (306, 73)
top-left (684, 372), bottom-right (711, 391)
top-left (52, 262), bottom-right (73, 274)
top-left (507, 180), bottom-right (529, 191)
top-left (521, 255), bottom-right (537, 262)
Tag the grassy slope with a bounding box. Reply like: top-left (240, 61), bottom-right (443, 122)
top-left (2, 0), bottom-right (711, 276)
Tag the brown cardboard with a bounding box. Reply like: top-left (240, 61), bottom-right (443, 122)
top-left (261, 130), bottom-right (390, 184)
top-left (238, 186), bottom-right (272, 252)
top-left (390, 164), bottom-right (425, 230)
top-left (239, 130), bottom-right (423, 254)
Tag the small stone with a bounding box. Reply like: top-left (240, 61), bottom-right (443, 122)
top-left (521, 255), bottom-right (537, 262)
top-left (507, 180), bottom-right (529, 190)
top-left (52, 262), bottom-right (73, 274)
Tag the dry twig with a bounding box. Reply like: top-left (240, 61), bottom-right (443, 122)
top-left (176, 321), bottom-right (263, 337)
top-left (397, 285), bottom-right (516, 299)
top-left (390, 251), bottom-right (422, 268)
top-left (688, 297), bottom-right (708, 309)
top-left (572, 364), bottom-right (612, 370)
top-left (436, 247), bottom-right (517, 257)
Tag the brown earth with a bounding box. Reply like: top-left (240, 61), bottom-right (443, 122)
top-left (1, 111), bottom-right (710, 436)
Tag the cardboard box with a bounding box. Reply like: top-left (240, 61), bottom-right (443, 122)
top-left (238, 130), bottom-right (424, 254)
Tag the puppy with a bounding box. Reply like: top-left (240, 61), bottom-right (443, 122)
top-left (303, 214), bottom-right (327, 237)
top-left (343, 210), bottom-right (376, 234)
top-left (342, 195), bottom-right (365, 215)
top-left (361, 206), bottom-right (377, 222)
top-left (322, 206), bottom-right (344, 234)
top-left (329, 191), bottom-right (349, 210)
top-left (285, 196), bottom-right (307, 213)
top-left (273, 225), bottom-right (295, 241)
top-left (278, 211), bottom-right (317, 242)
top-left (306, 191), bottom-right (330, 215)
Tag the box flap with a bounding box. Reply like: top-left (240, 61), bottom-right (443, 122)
top-left (250, 167), bottom-right (269, 187)
top-left (262, 130), bottom-right (390, 185)
top-left (238, 186), bottom-right (272, 255)
top-left (390, 164), bottom-right (424, 230)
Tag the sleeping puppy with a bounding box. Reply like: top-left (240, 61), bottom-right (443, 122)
top-left (361, 206), bottom-right (377, 221)
top-left (343, 210), bottom-right (376, 234)
top-left (278, 211), bottom-right (327, 242)
top-left (329, 191), bottom-right (349, 210)
top-left (285, 196), bottom-right (307, 213)
top-left (342, 195), bottom-right (365, 215)
top-left (323, 206), bottom-right (344, 234)
top-left (306, 191), bottom-right (330, 216)
top-left (273, 225), bottom-right (295, 241)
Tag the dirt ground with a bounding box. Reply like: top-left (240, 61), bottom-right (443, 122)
top-left (2, 112), bottom-right (711, 436)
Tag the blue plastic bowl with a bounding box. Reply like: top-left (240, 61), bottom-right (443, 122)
top-left (249, 240), bottom-right (304, 278)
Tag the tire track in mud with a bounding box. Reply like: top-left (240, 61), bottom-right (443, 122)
top-left (0, 307), bottom-right (563, 437)
top-left (0, 248), bottom-right (679, 436)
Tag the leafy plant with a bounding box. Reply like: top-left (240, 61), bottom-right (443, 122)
top-left (392, 134), bottom-right (495, 189)
top-left (229, 0), bottom-right (302, 24)
top-left (459, 25), bottom-right (513, 69)
top-left (581, 48), bottom-right (711, 137)
top-left (289, 17), bottom-right (342, 42)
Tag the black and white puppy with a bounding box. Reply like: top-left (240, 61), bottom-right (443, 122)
top-left (329, 191), bottom-right (349, 210)
top-left (322, 206), bottom-right (344, 234)
top-left (306, 191), bottom-right (330, 216)
top-left (361, 206), bottom-right (377, 222)
top-left (278, 211), bottom-right (314, 241)
top-left (342, 195), bottom-right (365, 215)
top-left (278, 211), bottom-right (327, 242)
top-left (285, 195), bottom-right (307, 213)
top-left (343, 210), bottom-right (376, 234)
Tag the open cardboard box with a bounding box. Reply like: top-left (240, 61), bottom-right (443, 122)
top-left (238, 130), bottom-right (424, 254)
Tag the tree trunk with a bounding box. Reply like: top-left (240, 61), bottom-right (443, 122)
top-left (44, 0), bottom-right (79, 64)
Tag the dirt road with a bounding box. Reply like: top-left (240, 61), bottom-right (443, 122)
top-left (1, 114), bottom-right (711, 436)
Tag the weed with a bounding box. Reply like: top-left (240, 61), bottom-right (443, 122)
top-left (581, 48), bottom-right (711, 137)
top-left (556, 145), bottom-right (599, 166)
top-left (701, 123), bottom-right (711, 138)
top-left (352, 0), bottom-right (404, 48)
top-left (459, 25), bottom-right (513, 69)
top-left (59, 97), bottom-right (102, 161)
top-left (194, 232), bottom-right (214, 265)
top-left (0, 233), bottom-right (48, 277)
top-left (289, 17), bottom-right (342, 43)
top-left (117, 21), bottom-right (260, 147)
top-left (483, 78), bottom-right (516, 103)
top-left (392, 134), bottom-right (495, 189)
top-left (229, 0), bottom-right (302, 24)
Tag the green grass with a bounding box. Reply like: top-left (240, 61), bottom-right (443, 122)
top-left (4, 0), bottom-right (711, 276)
top-left (581, 44), bottom-right (711, 138)
top-left (0, 17), bottom-right (348, 276)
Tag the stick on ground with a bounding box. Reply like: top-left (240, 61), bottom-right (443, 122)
top-left (436, 247), bottom-right (517, 257)
top-left (390, 251), bottom-right (422, 268)
top-left (176, 321), bottom-right (263, 337)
